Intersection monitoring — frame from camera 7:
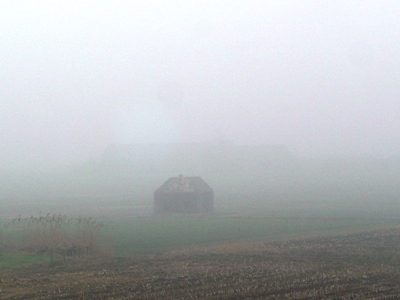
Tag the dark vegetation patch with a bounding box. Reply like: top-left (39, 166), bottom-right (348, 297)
top-left (1, 227), bottom-right (400, 299)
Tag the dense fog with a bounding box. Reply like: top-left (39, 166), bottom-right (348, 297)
top-left (1, 2), bottom-right (399, 218)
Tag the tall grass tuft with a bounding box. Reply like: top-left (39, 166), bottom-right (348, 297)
top-left (1, 213), bottom-right (105, 263)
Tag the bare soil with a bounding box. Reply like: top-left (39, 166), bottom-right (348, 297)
top-left (1, 227), bottom-right (400, 299)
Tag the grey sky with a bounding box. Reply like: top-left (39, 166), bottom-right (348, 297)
top-left (1, 1), bottom-right (400, 168)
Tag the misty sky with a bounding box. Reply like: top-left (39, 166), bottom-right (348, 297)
top-left (1, 1), bottom-right (400, 168)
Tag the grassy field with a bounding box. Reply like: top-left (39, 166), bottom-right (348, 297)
top-left (0, 253), bottom-right (48, 268)
top-left (3, 210), bottom-right (400, 261)
top-left (108, 213), bottom-right (400, 255)
top-left (1, 161), bottom-right (400, 260)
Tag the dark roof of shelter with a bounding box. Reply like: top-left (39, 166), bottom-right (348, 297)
top-left (155, 175), bottom-right (212, 194)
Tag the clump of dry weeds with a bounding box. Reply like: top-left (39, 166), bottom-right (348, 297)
top-left (1, 213), bottom-right (106, 262)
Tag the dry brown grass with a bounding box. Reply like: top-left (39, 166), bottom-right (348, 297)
top-left (1, 213), bottom-right (106, 262)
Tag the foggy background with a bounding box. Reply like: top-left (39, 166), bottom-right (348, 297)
top-left (1, 1), bottom-right (400, 169)
top-left (1, 1), bottom-right (400, 218)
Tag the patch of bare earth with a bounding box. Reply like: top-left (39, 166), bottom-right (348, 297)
top-left (1, 227), bottom-right (400, 299)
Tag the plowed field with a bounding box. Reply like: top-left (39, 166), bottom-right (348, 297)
top-left (1, 227), bottom-right (400, 299)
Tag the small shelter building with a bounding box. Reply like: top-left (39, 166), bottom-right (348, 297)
top-left (154, 175), bottom-right (214, 213)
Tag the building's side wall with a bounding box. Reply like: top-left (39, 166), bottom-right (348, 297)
top-left (154, 191), bottom-right (214, 213)
top-left (197, 191), bottom-right (214, 213)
